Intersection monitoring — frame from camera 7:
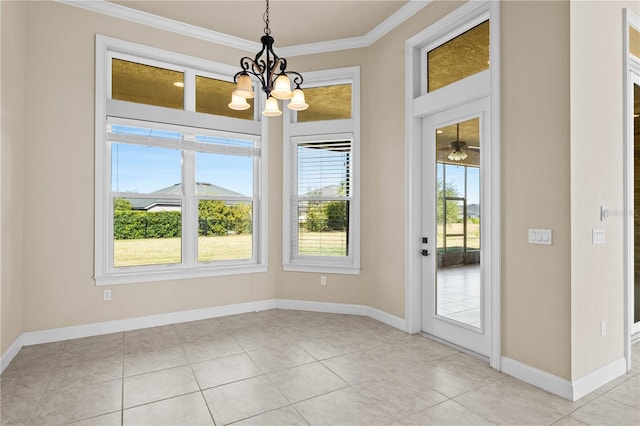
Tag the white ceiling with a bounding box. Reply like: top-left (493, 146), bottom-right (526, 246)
top-left (110, 1), bottom-right (411, 47)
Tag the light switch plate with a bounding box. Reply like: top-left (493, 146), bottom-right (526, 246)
top-left (592, 229), bottom-right (605, 244)
top-left (528, 229), bottom-right (552, 245)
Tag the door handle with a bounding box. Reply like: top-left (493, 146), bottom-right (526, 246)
top-left (421, 249), bottom-right (430, 256)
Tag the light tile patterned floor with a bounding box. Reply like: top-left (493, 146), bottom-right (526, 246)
top-left (1, 310), bottom-right (638, 425)
top-left (437, 264), bottom-right (481, 327)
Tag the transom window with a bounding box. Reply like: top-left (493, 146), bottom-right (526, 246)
top-left (295, 84), bottom-right (352, 122)
top-left (426, 20), bottom-right (490, 93)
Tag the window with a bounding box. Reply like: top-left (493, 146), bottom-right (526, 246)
top-left (283, 67), bottom-right (360, 273)
top-left (112, 58), bottom-right (185, 109)
top-left (295, 138), bottom-right (352, 257)
top-left (296, 84), bottom-right (352, 122)
top-left (96, 36), bottom-right (265, 285)
top-left (426, 20), bottom-right (489, 93)
top-left (195, 75), bottom-right (254, 120)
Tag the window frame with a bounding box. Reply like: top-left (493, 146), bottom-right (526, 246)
top-left (420, 15), bottom-right (489, 97)
top-left (95, 35), bottom-right (268, 285)
top-left (282, 67), bottom-right (361, 274)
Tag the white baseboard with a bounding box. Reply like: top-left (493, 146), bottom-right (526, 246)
top-left (501, 356), bottom-right (573, 400)
top-left (366, 306), bottom-right (407, 331)
top-left (3, 299), bottom-right (629, 401)
top-left (276, 299), bottom-right (368, 316)
top-left (275, 299), bottom-right (407, 332)
top-left (22, 299), bottom-right (277, 346)
top-left (502, 356), bottom-right (627, 401)
top-left (1, 333), bottom-right (24, 374)
top-left (572, 357), bottom-right (627, 401)
top-left (2, 299), bottom-right (408, 372)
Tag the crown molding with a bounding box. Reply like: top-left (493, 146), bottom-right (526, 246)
top-left (55, 0), bottom-right (261, 52)
top-left (280, 0), bottom-right (431, 57)
top-left (55, 0), bottom-right (430, 56)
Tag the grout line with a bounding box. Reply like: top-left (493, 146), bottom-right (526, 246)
top-left (11, 313), bottom-right (635, 426)
top-left (26, 340), bottom-right (68, 426)
top-left (173, 323), bottom-right (218, 425)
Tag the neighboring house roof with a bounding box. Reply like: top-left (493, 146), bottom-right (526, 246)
top-left (130, 182), bottom-right (245, 210)
top-left (305, 184), bottom-right (344, 197)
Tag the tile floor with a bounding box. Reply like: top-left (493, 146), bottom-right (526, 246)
top-left (437, 264), bottom-right (481, 327)
top-left (1, 310), bottom-right (639, 425)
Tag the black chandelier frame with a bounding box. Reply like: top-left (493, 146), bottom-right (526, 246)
top-left (233, 0), bottom-right (304, 98)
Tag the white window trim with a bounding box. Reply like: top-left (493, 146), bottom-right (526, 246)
top-left (282, 66), bottom-right (361, 274)
top-left (95, 35), bottom-right (268, 285)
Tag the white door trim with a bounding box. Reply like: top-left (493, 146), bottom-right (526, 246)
top-left (623, 8), bottom-right (640, 372)
top-left (421, 99), bottom-right (491, 357)
top-left (404, 0), bottom-right (501, 370)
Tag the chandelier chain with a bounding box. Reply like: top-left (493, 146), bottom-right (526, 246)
top-left (263, 0), bottom-right (271, 36)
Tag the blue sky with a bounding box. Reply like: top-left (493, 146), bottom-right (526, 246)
top-left (111, 144), bottom-right (254, 196)
top-left (440, 163), bottom-right (480, 205)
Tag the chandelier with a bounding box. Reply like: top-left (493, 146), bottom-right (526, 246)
top-left (447, 124), bottom-right (468, 161)
top-left (448, 141), bottom-right (468, 161)
top-left (228, 0), bottom-right (308, 116)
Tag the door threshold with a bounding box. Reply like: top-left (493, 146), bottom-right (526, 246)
top-left (420, 331), bottom-right (489, 363)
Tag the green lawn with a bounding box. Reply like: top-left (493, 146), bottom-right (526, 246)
top-left (298, 231), bottom-right (347, 256)
top-left (114, 234), bottom-right (252, 267)
top-left (114, 232), bottom-right (347, 267)
top-left (437, 222), bottom-right (480, 252)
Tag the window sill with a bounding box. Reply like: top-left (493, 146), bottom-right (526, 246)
top-left (282, 263), bottom-right (360, 275)
top-left (95, 264), bottom-right (268, 286)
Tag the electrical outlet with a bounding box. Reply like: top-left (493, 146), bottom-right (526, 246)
top-left (320, 276), bottom-right (327, 286)
top-left (103, 289), bottom-right (111, 301)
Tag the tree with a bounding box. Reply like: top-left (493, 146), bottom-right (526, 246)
top-left (437, 178), bottom-right (461, 227)
top-left (325, 201), bottom-right (347, 231)
top-left (305, 202), bottom-right (328, 232)
top-left (114, 198), bottom-right (132, 211)
top-left (230, 203), bottom-right (252, 234)
top-left (198, 200), bottom-right (252, 236)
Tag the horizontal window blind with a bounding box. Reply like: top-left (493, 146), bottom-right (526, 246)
top-left (107, 118), bottom-right (260, 157)
top-left (296, 140), bottom-right (351, 199)
top-left (294, 139), bottom-right (352, 258)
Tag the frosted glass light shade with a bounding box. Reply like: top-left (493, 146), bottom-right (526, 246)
top-left (228, 94), bottom-right (251, 110)
top-left (287, 88), bottom-right (309, 111)
top-left (271, 75), bottom-right (293, 100)
top-left (448, 150), bottom-right (468, 161)
top-left (233, 73), bottom-right (254, 99)
top-left (262, 96), bottom-right (282, 116)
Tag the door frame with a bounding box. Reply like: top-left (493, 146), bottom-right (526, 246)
top-left (421, 99), bottom-right (491, 357)
top-left (624, 8), bottom-right (640, 371)
top-left (404, 0), bottom-right (502, 369)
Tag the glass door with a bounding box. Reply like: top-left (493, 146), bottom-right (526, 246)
top-left (422, 99), bottom-right (490, 357)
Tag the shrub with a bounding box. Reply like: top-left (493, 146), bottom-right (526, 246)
top-left (114, 210), bottom-right (181, 239)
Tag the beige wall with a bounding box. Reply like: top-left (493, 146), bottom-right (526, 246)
top-left (569, 0), bottom-right (638, 379)
top-left (3, 0), bottom-right (635, 389)
top-left (501, 0), bottom-right (572, 380)
top-left (1, 0), bottom-right (27, 354)
top-left (21, 2), bottom-right (278, 333)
